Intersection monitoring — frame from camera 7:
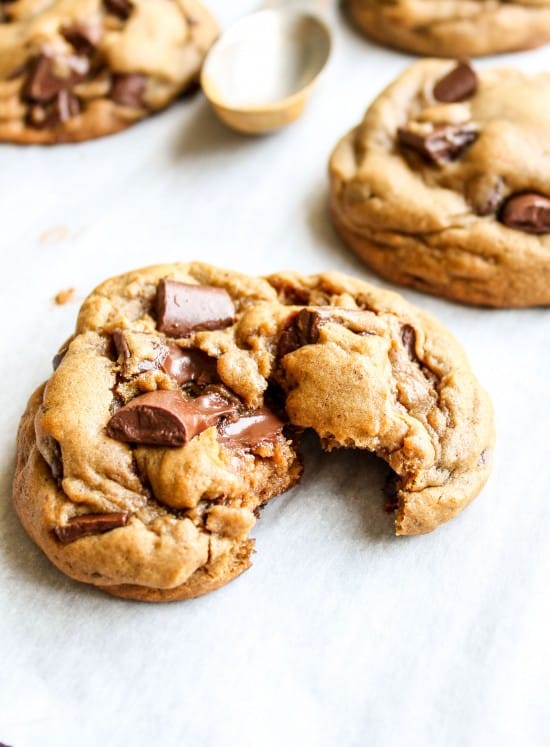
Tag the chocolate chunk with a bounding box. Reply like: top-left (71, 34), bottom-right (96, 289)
top-left (112, 330), bottom-right (168, 376)
top-left (62, 23), bottom-right (102, 54)
top-left (104, 0), bottom-right (133, 20)
top-left (23, 54), bottom-right (89, 103)
top-left (398, 124), bottom-right (477, 165)
top-left (41, 437), bottom-right (63, 480)
top-left (383, 472), bottom-right (400, 513)
top-left (54, 512), bottom-right (129, 544)
top-left (161, 343), bottom-right (218, 386)
top-left (401, 324), bottom-right (417, 361)
top-left (110, 73), bottom-right (146, 108)
top-left (433, 60), bottom-right (478, 103)
top-left (218, 408), bottom-right (284, 450)
top-left (499, 192), bottom-right (550, 235)
top-left (106, 390), bottom-right (238, 447)
top-left (277, 309), bottom-right (328, 358)
top-left (156, 279), bottom-right (235, 338)
top-left (27, 90), bottom-right (80, 128)
top-left (53, 341), bottom-right (70, 370)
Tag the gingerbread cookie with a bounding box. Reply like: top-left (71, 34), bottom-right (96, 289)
top-left (0, 0), bottom-right (218, 144)
top-left (330, 59), bottom-right (550, 307)
top-left (13, 262), bottom-right (494, 601)
top-left (345, 0), bottom-right (550, 57)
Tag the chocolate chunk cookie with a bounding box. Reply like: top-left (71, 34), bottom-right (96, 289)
top-left (0, 0), bottom-right (218, 144)
top-left (13, 262), bottom-right (494, 601)
top-left (330, 59), bottom-right (550, 307)
top-left (345, 0), bottom-right (550, 57)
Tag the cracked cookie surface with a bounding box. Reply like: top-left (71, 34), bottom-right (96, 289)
top-left (0, 0), bottom-right (218, 143)
top-left (13, 262), bottom-right (494, 601)
top-left (345, 0), bottom-right (550, 57)
top-left (329, 59), bottom-right (550, 307)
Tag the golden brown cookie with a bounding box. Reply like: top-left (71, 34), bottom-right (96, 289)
top-left (0, 0), bottom-right (218, 144)
top-left (13, 262), bottom-right (494, 601)
top-left (329, 59), bottom-right (550, 307)
top-left (345, 0), bottom-right (550, 57)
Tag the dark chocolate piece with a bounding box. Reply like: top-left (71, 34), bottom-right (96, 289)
top-left (106, 390), bottom-right (238, 446)
top-left (104, 0), bottom-right (133, 20)
top-left (156, 279), bottom-right (235, 337)
top-left (54, 512), bottom-right (129, 544)
top-left (383, 472), bottom-right (400, 513)
top-left (218, 408), bottom-right (284, 449)
top-left (110, 73), bottom-right (146, 108)
top-left (52, 341), bottom-right (70, 371)
top-left (161, 343), bottom-right (218, 386)
top-left (277, 309), bottom-right (328, 358)
top-left (27, 90), bottom-right (80, 128)
top-left (23, 54), bottom-right (89, 103)
top-left (401, 325), bottom-right (417, 361)
top-left (62, 23), bottom-right (102, 53)
top-left (398, 123), bottom-right (477, 165)
top-left (433, 60), bottom-right (478, 103)
top-left (499, 192), bottom-right (550, 234)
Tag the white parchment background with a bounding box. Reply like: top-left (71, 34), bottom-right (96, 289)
top-left (0, 2), bottom-right (549, 745)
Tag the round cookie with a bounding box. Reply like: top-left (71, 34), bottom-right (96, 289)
top-left (345, 0), bottom-right (550, 57)
top-left (0, 0), bottom-right (218, 144)
top-left (13, 262), bottom-right (494, 601)
top-left (330, 59), bottom-right (550, 308)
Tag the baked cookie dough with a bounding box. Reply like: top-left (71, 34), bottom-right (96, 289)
top-left (0, 0), bottom-right (218, 144)
top-left (345, 0), bottom-right (550, 57)
top-left (330, 59), bottom-right (550, 307)
top-left (13, 262), bottom-right (494, 601)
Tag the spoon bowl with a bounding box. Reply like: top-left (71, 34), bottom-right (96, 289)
top-left (201, 9), bottom-right (332, 134)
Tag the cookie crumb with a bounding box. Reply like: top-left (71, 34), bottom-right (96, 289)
top-left (54, 288), bottom-right (76, 305)
top-left (39, 226), bottom-right (69, 245)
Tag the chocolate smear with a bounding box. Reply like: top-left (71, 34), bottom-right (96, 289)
top-left (401, 325), bottom-right (417, 361)
top-left (499, 192), bottom-right (550, 234)
top-left (156, 279), bottom-right (235, 337)
top-left (104, 0), bottom-right (133, 20)
top-left (161, 343), bottom-right (218, 386)
top-left (112, 330), bottom-right (168, 376)
top-left (433, 60), bottom-right (478, 103)
top-left (110, 73), bottom-right (146, 108)
top-left (398, 123), bottom-right (477, 165)
top-left (218, 408), bottom-right (284, 449)
top-left (277, 308), bottom-right (328, 358)
top-left (62, 23), bottom-right (102, 54)
top-left (54, 512), bottom-right (129, 544)
top-left (106, 390), bottom-right (238, 447)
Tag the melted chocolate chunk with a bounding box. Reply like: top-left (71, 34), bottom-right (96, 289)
top-left (112, 330), bottom-right (168, 376)
top-left (110, 73), bottom-right (146, 108)
top-left (41, 437), bottom-right (63, 480)
top-left (433, 60), bottom-right (478, 103)
top-left (383, 471), bottom-right (400, 513)
top-left (401, 325), bottom-right (417, 361)
top-left (104, 0), bottom-right (133, 20)
top-left (218, 408), bottom-right (284, 449)
top-left (161, 343), bottom-right (218, 386)
top-left (23, 54), bottom-right (89, 103)
top-left (277, 309), bottom-right (328, 358)
top-left (62, 23), bottom-right (102, 54)
top-left (156, 279), bottom-right (235, 338)
top-left (106, 390), bottom-right (238, 447)
top-left (499, 192), bottom-right (550, 234)
top-left (398, 123), bottom-right (477, 165)
top-left (54, 512), bottom-right (129, 544)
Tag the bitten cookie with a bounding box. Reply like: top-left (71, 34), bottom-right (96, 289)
top-left (0, 0), bottom-right (218, 144)
top-left (13, 262), bottom-right (494, 601)
top-left (345, 0), bottom-right (550, 57)
top-left (330, 59), bottom-right (550, 307)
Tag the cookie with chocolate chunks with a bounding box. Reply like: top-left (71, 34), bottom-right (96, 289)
top-left (0, 0), bottom-right (218, 144)
top-left (330, 59), bottom-right (550, 307)
top-left (345, 0), bottom-right (550, 57)
top-left (13, 262), bottom-right (494, 602)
